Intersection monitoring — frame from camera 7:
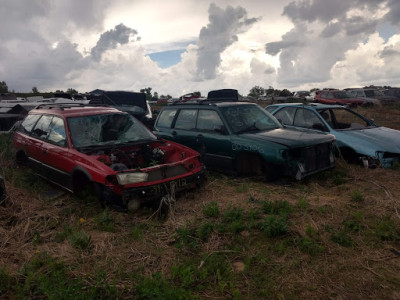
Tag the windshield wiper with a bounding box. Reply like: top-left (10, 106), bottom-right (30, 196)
top-left (236, 122), bottom-right (260, 134)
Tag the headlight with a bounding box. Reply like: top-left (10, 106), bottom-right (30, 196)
top-left (116, 172), bottom-right (149, 185)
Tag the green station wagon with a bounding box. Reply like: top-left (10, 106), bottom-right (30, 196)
top-left (153, 101), bottom-right (336, 180)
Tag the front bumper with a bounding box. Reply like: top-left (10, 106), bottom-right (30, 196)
top-left (104, 169), bottom-right (206, 207)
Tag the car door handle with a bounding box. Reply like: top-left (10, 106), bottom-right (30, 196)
top-left (172, 131), bottom-right (177, 136)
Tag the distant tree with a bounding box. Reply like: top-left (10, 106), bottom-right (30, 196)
top-left (279, 89), bottom-right (293, 97)
top-left (0, 81), bottom-right (9, 93)
top-left (66, 88), bottom-right (78, 95)
top-left (32, 86), bottom-right (39, 94)
top-left (248, 86), bottom-right (265, 98)
top-left (55, 89), bottom-right (64, 93)
top-left (310, 88), bottom-right (320, 92)
top-left (152, 92), bottom-right (159, 100)
top-left (193, 91), bottom-right (201, 97)
top-left (265, 86), bottom-right (275, 96)
top-left (140, 87), bottom-right (153, 100)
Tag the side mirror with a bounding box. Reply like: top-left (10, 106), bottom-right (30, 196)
top-left (214, 125), bottom-right (228, 135)
top-left (312, 123), bottom-right (326, 131)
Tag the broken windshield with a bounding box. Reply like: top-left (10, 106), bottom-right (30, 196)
top-left (220, 105), bottom-right (281, 134)
top-left (67, 113), bottom-right (157, 148)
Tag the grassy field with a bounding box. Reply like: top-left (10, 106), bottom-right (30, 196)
top-left (0, 105), bottom-right (399, 299)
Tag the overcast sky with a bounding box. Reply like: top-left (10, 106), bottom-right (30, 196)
top-left (1, 0), bottom-right (400, 97)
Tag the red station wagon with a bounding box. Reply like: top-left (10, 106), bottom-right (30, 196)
top-left (314, 90), bottom-right (365, 106)
top-left (13, 103), bottom-right (205, 211)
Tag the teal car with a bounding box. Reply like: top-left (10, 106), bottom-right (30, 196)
top-left (153, 101), bottom-right (335, 180)
top-left (266, 103), bottom-right (400, 168)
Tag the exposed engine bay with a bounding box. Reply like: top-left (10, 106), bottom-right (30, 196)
top-left (90, 141), bottom-right (190, 172)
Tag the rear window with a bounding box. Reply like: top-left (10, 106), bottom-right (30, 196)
top-left (156, 109), bottom-right (177, 128)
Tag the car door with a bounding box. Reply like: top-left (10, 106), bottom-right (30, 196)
top-left (40, 116), bottom-right (72, 189)
top-left (195, 109), bottom-right (233, 168)
top-left (29, 114), bottom-right (54, 174)
top-left (293, 108), bottom-right (329, 132)
top-left (169, 109), bottom-right (199, 149)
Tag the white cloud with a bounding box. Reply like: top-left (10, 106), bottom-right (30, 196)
top-left (0, 0), bottom-right (400, 96)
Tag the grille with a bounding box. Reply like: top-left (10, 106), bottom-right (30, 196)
top-left (146, 164), bottom-right (188, 182)
top-left (303, 143), bottom-right (332, 172)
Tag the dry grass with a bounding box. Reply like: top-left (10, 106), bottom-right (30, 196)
top-left (1, 105), bottom-right (400, 298)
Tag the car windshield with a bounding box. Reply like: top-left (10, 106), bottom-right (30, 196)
top-left (317, 108), bottom-right (374, 130)
top-left (220, 105), bottom-right (281, 134)
top-left (335, 91), bottom-right (351, 99)
top-left (67, 113), bottom-right (157, 148)
top-left (365, 90), bottom-right (384, 97)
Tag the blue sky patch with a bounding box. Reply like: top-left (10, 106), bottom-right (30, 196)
top-left (147, 49), bottom-right (186, 68)
top-left (377, 22), bottom-right (397, 43)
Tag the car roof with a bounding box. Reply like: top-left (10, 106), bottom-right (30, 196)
top-left (166, 101), bottom-right (254, 108)
top-left (28, 104), bottom-right (123, 117)
top-left (267, 103), bottom-right (345, 110)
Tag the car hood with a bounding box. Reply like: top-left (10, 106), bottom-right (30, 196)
top-left (336, 127), bottom-right (400, 153)
top-left (240, 128), bottom-right (334, 148)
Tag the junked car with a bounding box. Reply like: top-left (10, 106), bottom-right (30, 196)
top-left (266, 103), bottom-right (400, 168)
top-left (153, 101), bottom-right (336, 180)
top-left (13, 103), bottom-right (205, 211)
top-left (314, 90), bottom-right (365, 106)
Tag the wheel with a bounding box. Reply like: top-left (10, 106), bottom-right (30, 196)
top-left (338, 147), bottom-right (359, 164)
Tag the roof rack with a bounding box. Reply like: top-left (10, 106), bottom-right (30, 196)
top-left (35, 103), bottom-right (87, 110)
top-left (170, 98), bottom-right (242, 106)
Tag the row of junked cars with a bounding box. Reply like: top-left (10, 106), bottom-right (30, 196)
top-left (295, 87), bottom-right (400, 106)
top-left (11, 89), bottom-right (400, 211)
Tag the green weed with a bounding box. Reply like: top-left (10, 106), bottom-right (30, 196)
top-left (131, 224), bottom-right (145, 241)
top-left (202, 201), bottom-right (219, 218)
top-left (135, 272), bottom-right (193, 299)
top-left (350, 189), bottom-right (364, 203)
top-left (297, 237), bottom-right (324, 256)
top-left (297, 196), bottom-right (309, 210)
top-left (343, 211), bottom-right (364, 233)
top-left (175, 225), bottom-right (197, 249)
top-left (94, 209), bottom-right (115, 232)
top-left (16, 252), bottom-right (119, 299)
top-left (0, 268), bottom-right (14, 296)
top-left (261, 200), bottom-right (291, 216)
top-left (259, 215), bottom-right (288, 238)
top-left (373, 216), bottom-right (400, 241)
top-left (68, 230), bottom-right (92, 250)
top-left (330, 230), bottom-right (353, 247)
top-left (197, 223), bottom-right (214, 241)
top-left (54, 223), bottom-right (73, 243)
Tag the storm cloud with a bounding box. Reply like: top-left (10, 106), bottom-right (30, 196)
top-left (195, 3), bottom-right (259, 80)
top-left (266, 0), bottom-right (400, 87)
top-left (91, 23), bottom-right (139, 61)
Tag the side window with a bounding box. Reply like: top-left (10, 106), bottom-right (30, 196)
top-left (294, 108), bottom-right (326, 130)
top-left (47, 116), bottom-right (67, 147)
top-left (156, 109), bottom-right (177, 128)
top-left (196, 110), bottom-right (223, 132)
top-left (19, 114), bottom-right (41, 134)
top-left (174, 109), bottom-right (197, 130)
top-left (31, 115), bottom-right (53, 140)
top-left (274, 107), bottom-right (297, 125)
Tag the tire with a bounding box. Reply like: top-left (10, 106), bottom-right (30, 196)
top-left (338, 147), bottom-right (359, 164)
